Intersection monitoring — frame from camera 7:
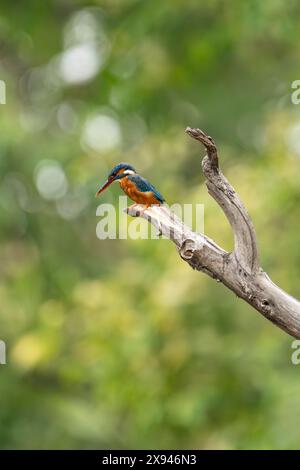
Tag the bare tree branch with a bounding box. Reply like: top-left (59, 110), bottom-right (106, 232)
top-left (126, 128), bottom-right (300, 339)
top-left (185, 127), bottom-right (259, 273)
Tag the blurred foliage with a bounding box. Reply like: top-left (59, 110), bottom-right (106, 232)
top-left (0, 0), bottom-right (300, 450)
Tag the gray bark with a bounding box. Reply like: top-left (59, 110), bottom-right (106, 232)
top-left (126, 128), bottom-right (300, 339)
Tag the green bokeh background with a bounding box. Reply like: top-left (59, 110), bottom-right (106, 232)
top-left (1, 0), bottom-right (300, 449)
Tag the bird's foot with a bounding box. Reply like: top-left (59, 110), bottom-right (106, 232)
top-left (139, 205), bottom-right (150, 215)
top-left (127, 204), bottom-right (151, 216)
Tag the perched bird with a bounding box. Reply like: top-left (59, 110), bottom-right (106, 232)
top-left (96, 162), bottom-right (165, 213)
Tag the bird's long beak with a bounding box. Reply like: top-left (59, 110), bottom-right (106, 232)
top-left (95, 177), bottom-right (114, 196)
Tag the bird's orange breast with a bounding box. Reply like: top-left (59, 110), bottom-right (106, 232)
top-left (120, 177), bottom-right (160, 205)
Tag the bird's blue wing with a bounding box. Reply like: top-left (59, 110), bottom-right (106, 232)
top-left (128, 175), bottom-right (165, 203)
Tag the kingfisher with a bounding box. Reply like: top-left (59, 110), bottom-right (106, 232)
top-left (96, 162), bottom-right (165, 213)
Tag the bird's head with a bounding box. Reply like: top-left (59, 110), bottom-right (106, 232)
top-left (96, 163), bottom-right (136, 196)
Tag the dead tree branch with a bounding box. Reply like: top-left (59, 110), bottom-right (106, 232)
top-left (126, 128), bottom-right (300, 339)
